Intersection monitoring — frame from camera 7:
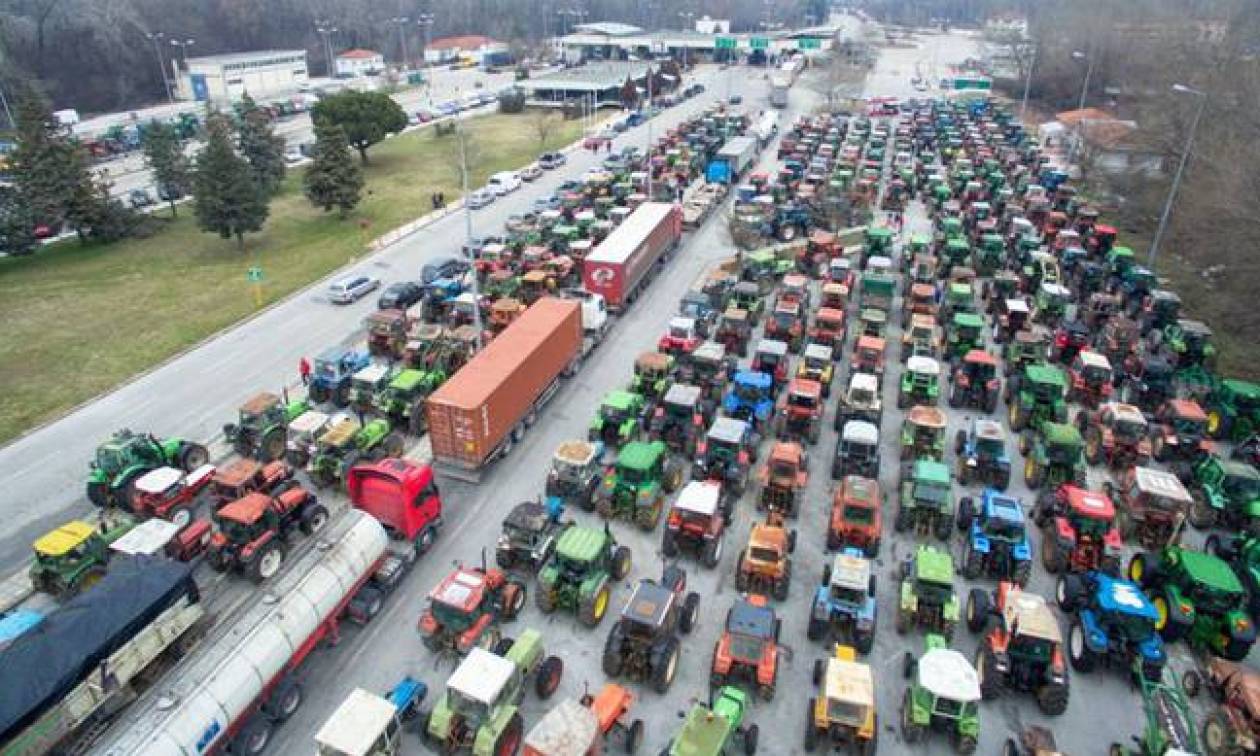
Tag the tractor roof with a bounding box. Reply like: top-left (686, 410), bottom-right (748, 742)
top-left (842, 475), bottom-right (880, 505)
top-left (525, 699), bottom-right (600, 756)
top-left (1065, 486), bottom-right (1116, 520)
top-left (1175, 549), bottom-right (1244, 594)
top-left (1076, 351), bottom-right (1112, 370)
top-left (1042, 422), bottom-right (1082, 447)
top-left (34, 521), bottom-right (96, 556)
top-left (240, 392), bottom-right (280, 416)
top-left (769, 442), bottom-right (803, 464)
top-left (669, 316), bottom-right (697, 331)
top-left (1150, 289), bottom-right (1181, 304)
top-left (973, 419), bottom-right (1005, 442)
top-left (1167, 399), bottom-right (1207, 421)
top-left (946, 237), bottom-right (969, 250)
top-left (289, 410), bottom-right (331, 435)
top-left (824, 656), bottom-right (875, 708)
top-left (855, 335), bottom-right (886, 350)
top-left (829, 552), bottom-right (872, 591)
top-left (449, 648), bottom-right (515, 706)
top-left (907, 405), bottom-right (948, 429)
top-left (555, 526), bottom-right (608, 564)
top-left (1221, 378), bottom-right (1260, 397)
top-left (1109, 403), bottom-right (1146, 425)
top-left (1094, 573), bottom-right (1159, 620)
top-left (617, 441), bottom-right (664, 471)
top-left (803, 343), bottom-right (833, 362)
top-left (849, 372), bottom-right (879, 393)
top-left (907, 355), bottom-right (941, 375)
top-left (213, 457), bottom-right (263, 487)
top-left (1005, 298), bottom-right (1030, 313)
top-left (964, 350), bottom-right (997, 366)
top-left (774, 301), bottom-right (801, 317)
top-left (842, 420), bottom-right (880, 445)
top-left (788, 379), bottom-right (822, 398)
top-left (982, 492), bottom-right (1025, 524)
top-left (390, 369), bottom-right (430, 391)
top-left (366, 308), bottom-right (405, 324)
top-left (622, 580), bottom-right (676, 626)
top-left (1177, 318), bottom-right (1212, 336)
top-left (734, 370), bottom-right (773, 390)
top-left (1040, 282), bottom-right (1071, 298)
top-left (216, 492), bottom-right (273, 525)
top-left (353, 364), bottom-right (392, 384)
top-left (635, 352), bottom-right (672, 372)
top-left (675, 703), bottom-right (733, 755)
top-left (918, 648), bottom-right (981, 703)
top-left (1223, 460), bottom-right (1260, 480)
top-left (953, 311), bottom-right (985, 328)
top-left (315, 688), bottom-right (401, 756)
top-left (429, 567), bottom-right (490, 613)
top-left (135, 466), bottom-right (184, 495)
top-left (727, 598), bottom-right (776, 639)
top-left (675, 481), bottom-right (722, 517)
top-left (693, 341), bottom-right (726, 362)
top-left (1001, 586), bottom-right (1062, 643)
top-left (1133, 467), bottom-right (1193, 504)
top-left (914, 459), bottom-right (952, 486)
top-left (505, 501), bottom-right (550, 532)
top-left (756, 339), bottom-right (788, 357)
top-left (555, 440), bottom-right (598, 466)
top-left (318, 418), bottom-right (361, 447)
top-left (708, 416), bottom-right (750, 445)
top-left (664, 383), bottom-right (703, 407)
top-left (910, 283), bottom-right (937, 298)
top-left (603, 390), bottom-right (642, 410)
top-left (913, 545), bottom-right (955, 584)
top-left (1025, 363), bottom-right (1066, 386)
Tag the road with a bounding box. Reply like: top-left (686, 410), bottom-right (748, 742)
top-left (90, 66), bottom-right (520, 200)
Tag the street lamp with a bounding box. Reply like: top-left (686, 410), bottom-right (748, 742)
top-left (145, 32), bottom-right (173, 102)
top-left (1147, 84), bottom-right (1207, 269)
top-left (389, 16), bottom-right (411, 69)
top-left (315, 23), bottom-right (338, 78)
top-left (1018, 43), bottom-right (1037, 119)
top-left (678, 12), bottom-right (695, 69)
top-left (416, 14), bottom-right (434, 68)
top-left (1071, 50), bottom-right (1094, 111)
top-left (169, 39), bottom-right (195, 68)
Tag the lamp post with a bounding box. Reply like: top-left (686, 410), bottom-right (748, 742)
top-left (315, 24), bottom-right (338, 77)
top-left (1147, 84), bottom-right (1207, 270)
top-left (1072, 49), bottom-right (1094, 111)
top-left (453, 108), bottom-right (484, 350)
top-left (416, 14), bottom-right (434, 68)
top-left (1018, 42), bottom-right (1036, 119)
top-left (645, 64), bottom-right (654, 200)
top-left (0, 83), bottom-right (13, 130)
top-left (168, 39), bottom-right (194, 99)
top-left (389, 16), bottom-right (411, 69)
top-left (145, 32), bottom-right (173, 102)
top-left (678, 12), bottom-right (695, 70)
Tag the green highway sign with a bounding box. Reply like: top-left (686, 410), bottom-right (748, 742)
top-left (247, 266), bottom-right (264, 283)
top-left (750, 37), bottom-right (768, 49)
top-left (715, 37), bottom-right (736, 50)
top-left (800, 38), bottom-right (821, 50)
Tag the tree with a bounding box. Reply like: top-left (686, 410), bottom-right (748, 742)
top-left (303, 120), bottom-right (364, 218)
top-left (0, 185), bottom-right (38, 256)
top-left (236, 93), bottom-right (286, 196)
top-left (310, 90), bottom-right (407, 165)
top-left (7, 88), bottom-right (95, 239)
top-left (531, 110), bottom-right (560, 151)
top-left (141, 120), bottom-right (191, 217)
top-left (620, 77), bottom-right (639, 108)
top-left (193, 114), bottom-right (268, 250)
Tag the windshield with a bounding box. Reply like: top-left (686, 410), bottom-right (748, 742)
top-left (736, 383), bottom-right (764, 402)
top-left (771, 461), bottom-right (796, 479)
top-left (827, 699), bottom-right (867, 727)
top-left (850, 387), bottom-right (874, 404)
top-left (915, 578), bottom-right (952, 604)
top-left (844, 505), bottom-right (874, 524)
top-left (758, 352), bottom-right (782, 367)
top-left (602, 406), bottom-right (629, 423)
top-left (1173, 417), bottom-right (1205, 436)
top-left (976, 436), bottom-right (1003, 457)
top-left (1083, 365), bottom-right (1109, 382)
top-left (216, 518), bottom-right (256, 543)
top-left (449, 690), bottom-right (489, 723)
top-left (1033, 381), bottom-right (1061, 400)
top-left (670, 325), bottom-right (691, 339)
top-left (831, 584), bottom-right (865, 604)
top-left (913, 482), bottom-right (950, 504)
top-left (314, 360), bottom-right (338, 379)
top-left (729, 633), bottom-right (766, 660)
top-left (618, 465), bottom-right (648, 485)
top-left (932, 698), bottom-right (976, 719)
top-left (789, 393), bottom-right (818, 409)
top-left (1114, 419), bottom-right (1144, 441)
top-left (983, 516), bottom-right (1024, 541)
top-left (1113, 612), bottom-right (1155, 642)
top-left (95, 447), bottom-right (123, 473)
top-left (431, 601), bottom-right (474, 630)
top-left (749, 546), bottom-right (780, 563)
top-left (1047, 442), bottom-right (1080, 464)
top-left (1072, 510), bottom-right (1111, 538)
top-left (1225, 474), bottom-right (1260, 502)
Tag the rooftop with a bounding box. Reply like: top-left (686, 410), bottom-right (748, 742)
top-left (518, 61), bottom-right (653, 93)
top-left (428, 35), bottom-right (501, 50)
top-left (187, 49), bottom-right (306, 67)
top-left (337, 48), bottom-right (382, 60)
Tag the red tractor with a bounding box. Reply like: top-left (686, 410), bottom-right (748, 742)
top-left (208, 457), bottom-right (295, 509)
top-left (1075, 402), bottom-right (1151, 469)
top-left (828, 475), bottom-right (883, 557)
top-left (1148, 398), bottom-right (1212, 464)
top-left (130, 464), bottom-right (216, 527)
top-left (1032, 484), bottom-right (1122, 575)
top-left (808, 307), bottom-right (846, 352)
top-left (657, 317), bottom-right (702, 357)
top-left (774, 378), bottom-right (823, 445)
top-left (778, 273), bottom-right (812, 311)
top-left (948, 350), bottom-right (1001, 413)
top-left (765, 301), bottom-right (806, 353)
top-left (850, 336), bottom-right (887, 385)
top-left (758, 442), bottom-right (809, 519)
top-left (1066, 350), bottom-right (1114, 408)
top-left (710, 595), bottom-right (781, 701)
top-left (207, 485), bottom-right (329, 583)
top-left (417, 565), bottom-right (527, 654)
top-left (662, 481), bottom-right (728, 568)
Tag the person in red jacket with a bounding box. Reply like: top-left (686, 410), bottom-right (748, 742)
top-left (299, 356), bottom-right (312, 386)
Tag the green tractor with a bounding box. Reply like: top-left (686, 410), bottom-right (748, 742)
top-left (373, 367), bottom-right (446, 435)
top-left (898, 356), bottom-right (942, 409)
top-left (945, 312), bottom-right (985, 363)
top-left (308, 417), bottom-right (405, 490)
top-left (536, 525), bottom-right (632, 627)
top-left (86, 429), bottom-right (209, 509)
top-left (590, 390), bottom-right (647, 450)
top-left (223, 392), bottom-right (308, 462)
top-left (28, 518), bottom-right (134, 597)
top-left (973, 233), bottom-right (1004, 276)
top-left (422, 629), bottom-right (564, 755)
top-left (1107, 662), bottom-right (1200, 756)
top-left (1018, 422), bottom-right (1086, 490)
top-left (347, 363), bottom-right (398, 415)
top-left (1006, 363), bottom-right (1068, 432)
top-left (663, 686), bottom-right (760, 756)
top-left (1204, 378), bottom-right (1260, 443)
top-left (900, 635), bottom-right (981, 754)
top-left (1128, 546), bottom-right (1257, 660)
top-left (1185, 454), bottom-right (1260, 532)
top-left (897, 545), bottom-right (960, 640)
top-left (593, 441), bottom-right (684, 530)
top-left (631, 352), bottom-right (675, 403)
top-left (896, 460), bottom-right (955, 540)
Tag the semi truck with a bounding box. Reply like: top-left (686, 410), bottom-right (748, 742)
top-left (0, 557), bottom-right (203, 756)
top-left (346, 458), bottom-right (444, 554)
top-left (770, 75), bottom-right (791, 108)
top-left (581, 202), bottom-right (682, 311)
top-left (753, 111), bottom-right (780, 147)
top-left (706, 136), bottom-right (759, 184)
top-left (426, 297), bottom-right (583, 477)
top-left (559, 288), bottom-right (610, 355)
top-left (92, 509), bottom-right (414, 756)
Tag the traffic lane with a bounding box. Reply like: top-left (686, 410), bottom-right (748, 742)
top-left (0, 69), bottom-right (736, 571)
top-left (861, 31), bottom-right (980, 101)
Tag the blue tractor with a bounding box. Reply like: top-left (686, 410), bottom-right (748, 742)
top-left (1055, 570), bottom-right (1166, 682)
top-left (309, 347), bottom-right (371, 407)
top-left (806, 550), bottom-right (877, 653)
top-left (954, 418), bottom-right (1011, 491)
top-left (722, 370), bottom-right (775, 430)
top-left (955, 489), bottom-right (1032, 585)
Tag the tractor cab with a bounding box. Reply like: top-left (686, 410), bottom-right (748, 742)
top-left (488, 298), bottom-right (526, 334)
top-left (947, 312), bottom-right (985, 361)
top-left (1143, 289), bottom-right (1182, 332)
top-left (904, 283), bottom-right (940, 328)
top-left (29, 520), bottom-right (124, 597)
top-left (752, 339), bottom-right (790, 390)
top-left (632, 352), bottom-right (674, 402)
top-left (901, 406), bottom-right (948, 461)
top-left (659, 317), bottom-right (701, 357)
top-left (1110, 466), bottom-right (1195, 549)
top-left (857, 307), bottom-right (888, 341)
top-left (902, 644), bottom-right (982, 748)
top-left (810, 309), bottom-right (846, 352)
top-left (900, 356), bottom-right (942, 408)
top-left (903, 314), bottom-right (942, 363)
top-left (723, 371), bottom-right (775, 429)
top-left (716, 308), bottom-right (752, 357)
top-left (681, 342), bottom-right (735, 401)
top-left (1069, 350), bottom-right (1114, 407)
top-left (851, 336), bottom-right (886, 382)
top-left (766, 301), bottom-right (805, 352)
top-left (310, 347), bottom-right (371, 406)
top-left (519, 270), bottom-right (555, 304)
top-left (591, 390), bottom-right (647, 450)
top-left (1034, 282), bottom-right (1072, 326)
top-left (365, 309), bottom-right (410, 359)
top-left (821, 282), bottom-right (849, 311)
top-left (779, 274), bottom-right (811, 310)
top-left (777, 379), bottom-right (824, 444)
top-left (348, 364), bottom-right (397, 413)
top-left (759, 442), bottom-right (809, 518)
top-left (1055, 486), bottom-right (1123, 569)
top-left (652, 384), bottom-right (708, 456)
top-left (797, 345), bottom-right (835, 396)
top-left (224, 391), bottom-right (305, 462)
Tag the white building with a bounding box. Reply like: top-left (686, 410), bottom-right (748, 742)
top-left (422, 35), bottom-right (509, 65)
top-left (335, 49), bottom-right (385, 77)
top-left (695, 17), bottom-right (731, 34)
top-left (180, 50), bottom-right (308, 103)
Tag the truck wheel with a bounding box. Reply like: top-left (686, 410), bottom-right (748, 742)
top-left (493, 713), bottom-right (523, 756)
top-left (179, 442), bottom-right (209, 471)
top-left (300, 504), bottom-right (330, 535)
top-left (267, 680), bottom-right (303, 721)
top-left (235, 718), bottom-right (274, 756)
top-left (250, 541), bottom-right (286, 583)
top-left (535, 656), bottom-right (564, 698)
top-left (259, 428), bottom-right (286, 462)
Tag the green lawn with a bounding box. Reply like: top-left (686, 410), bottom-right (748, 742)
top-left (0, 113), bottom-right (581, 444)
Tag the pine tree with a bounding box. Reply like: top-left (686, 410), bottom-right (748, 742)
top-left (303, 121), bottom-right (364, 219)
top-left (0, 185), bottom-right (38, 256)
top-left (193, 113), bottom-right (268, 250)
top-left (310, 90), bottom-right (407, 164)
top-left (8, 89), bottom-right (98, 241)
top-left (141, 120), bottom-right (191, 217)
top-left (236, 93), bottom-right (286, 196)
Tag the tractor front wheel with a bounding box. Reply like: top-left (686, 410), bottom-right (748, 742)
top-left (1036, 681), bottom-right (1069, 715)
top-left (1187, 490), bottom-right (1216, 530)
top-left (86, 481), bottom-right (109, 508)
top-left (179, 442), bottom-right (209, 471)
top-left (250, 541), bottom-right (286, 584)
top-left (493, 713), bottom-right (523, 756)
top-left (900, 689), bottom-right (924, 743)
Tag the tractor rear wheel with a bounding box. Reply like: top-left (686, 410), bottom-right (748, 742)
top-left (300, 504), bottom-right (330, 535)
top-left (259, 428), bottom-right (286, 462)
top-left (408, 400), bottom-right (428, 435)
top-left (625, 720), bottom-right (644, 754)
top-left (975, 646), bottom-right (999, 700)
top-left (650, 637), bottom-right (680, 693)
top-left (680, 592), bottom-right (700, 634)
top-left (1187, 489), bottom-right (1216, 530)
top-left (612, 546), bottom-right (632, 580)
top-left (179, 443), bottom-right (209, 471)
top-left (535, 656), bottom-right (563, 698)
top-left (493, 713), bottom-right (523, 756)
top-left (900, 689), bottom-right (924, 743)
top-left (250, 541), bottom-right (286, 584)
top-left (1036, 681), bottom-right (1069, 715)
top-left (580, 583), bottom-right (611, 627)
top-left (500, 581), bottom-right (526, 619)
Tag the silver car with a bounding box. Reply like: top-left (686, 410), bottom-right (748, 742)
top-left (328, 274), bottom-right (381, 304)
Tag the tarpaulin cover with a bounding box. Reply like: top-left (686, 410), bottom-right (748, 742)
top-left (0, 555), bottom-right (198, 741)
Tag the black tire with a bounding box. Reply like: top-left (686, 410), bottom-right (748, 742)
top-left (501, 581), bottom-right (526, 619)
top-left (494, 636), bottom-right (516, 656)
top-left (409, 400), bottom-right (428, 436)
top-left (1037, 681), bottom-right (1069, 715)
top-left (267, 680), bottom-right (303, 721)
top-left (651, 637), bottom-right (681, 693)
top-left (956, 496), bottom-right (974, 531)
top-left (179, 442), bottom-right (210, 471)
top-left (976, 646), bottom-right (999, 700)
top-left (743, 723), bottom-right (759, 755)
top-left (494, 713), bottom-right (523, 756)
top-left (1057, 574), bottom-right (1083, 611)
top-left (300, 504), bottom-right (330, 535)
top-left (612, 546), bottom-right (632, 580)
top-left (681, 592), bottom-right (700, 634)
top-left (626, 719), bottom-right (644, 754)
top-left (1068, 619), bottom-right (1097, 673)
top-left (259, 427), bottom-right (286, 462)
top-left (234, 718), bottom-right (273, 756)
top-left (966, 588), bottom-right (990, 633)
top-left (249, 541), bottom-right (286, 584)
top-left (535, 656), bottom-right (563, 698)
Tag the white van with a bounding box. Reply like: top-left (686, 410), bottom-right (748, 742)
top-left (487, 171), bottom-right (522, 196)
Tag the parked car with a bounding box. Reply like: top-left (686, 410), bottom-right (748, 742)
top-left (729, 94), bottom-right (743, 105)
top-left (520, 163), bottom-right (544, 182)
top-left (539, 151), bottom-right (567, 169)
top-left (377, 281), bottom-right (424, 310)
top-left (284, 147), bottom-right (304, 164)
top-left (156, 183), bottom-right (184, 202)
top-left (128, 189), bottom-right (154, 208)
top-left (415, 109), bottom-right (434, 123)
top-left (421, 255), bottom-right (470, 284)
top-left (487, 171), bottom-right (522, 196)
top-left (329, 274), bottom-right (381, 304)
top-left (533, 194), bottom-right (560, 212)
top-left (467, 188), bottom-right (496, 209)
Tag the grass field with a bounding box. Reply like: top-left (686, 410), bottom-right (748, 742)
top-left (0, 113), bottom-right (582, 445)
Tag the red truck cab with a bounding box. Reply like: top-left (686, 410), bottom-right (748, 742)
top-left (347, 458), bottom-right (444, 554)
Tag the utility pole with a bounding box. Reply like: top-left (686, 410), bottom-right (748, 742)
top-left (145, 32), bottom-right (173, 103)
top-left (0, 84), bottom-right (13, 130)
top-left (645, 65), bottom-right (654, 200)
top-left (1073, 49), bottom-right (1095, 111)
top-left (316, 23), bottom-right (338, 77)
top-left (390, 17), bottom-right (411, 69)
top-left (1019, 43), bottom-right (1036, 119)
top-left (416, 14), bottom-right (434, 68)
top-left (1148, 84), bottom-right (1207, 269)
top-left (454, 109), bottom-right (484, 350)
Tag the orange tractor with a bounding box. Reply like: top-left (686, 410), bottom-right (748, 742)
top-left (758, 442), bottom-right (809, 518)
top-left (774, 378), bottom-right (824, 445)
top-left (711, 595), bottom-right (782, 700)
top-left (735, 513), bottom-right (796, 600)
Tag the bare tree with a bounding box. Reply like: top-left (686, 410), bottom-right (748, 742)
top-left (531, 110), bottom-right (560, 152)
top-left (809, 52), bottom-right (865, 112)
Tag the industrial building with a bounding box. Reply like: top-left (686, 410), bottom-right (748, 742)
top-left (335, 49), bottom-right (385, 77)
top-left (179, 50), bottom-right (308, 103)
top-left (513, 61), bottom-right (653, 107)
top-left (554, 22), bottom-right (838, 65)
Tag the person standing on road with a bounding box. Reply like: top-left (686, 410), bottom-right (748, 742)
top-left (299, 356), bottom-right (312, 386)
